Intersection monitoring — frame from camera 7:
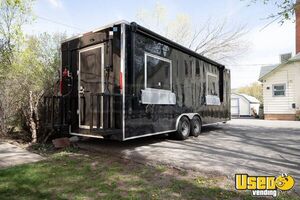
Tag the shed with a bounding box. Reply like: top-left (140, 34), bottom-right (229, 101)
top-left (231, 93), bottom-right (260, 117)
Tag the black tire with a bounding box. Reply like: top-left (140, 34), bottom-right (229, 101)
top-left (175, 117), bottom-right (190, 140)
top-left (190, 116), bottom-right (202, 137)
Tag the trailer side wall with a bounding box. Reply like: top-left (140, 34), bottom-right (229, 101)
top-left (124, 27), bottom-right (230, 139)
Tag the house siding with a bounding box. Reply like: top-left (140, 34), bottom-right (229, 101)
top-left (262, 62), bottom-right (300, 117)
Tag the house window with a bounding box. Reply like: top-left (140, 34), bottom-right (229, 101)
top-left (145, 52), bottom-right (172, 91)
top-left (206, 72), bottom-right (219, 96)
top-left (273, 84), bottom-right (286, 96)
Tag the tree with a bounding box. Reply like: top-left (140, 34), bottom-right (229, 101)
top-left (136, 2), bottom-right (248, 62)
top-left (246, 0), bottom-right (296, 24)
top-left (0, 32), bottom-right (66, 142)
top-left (0, 0), bottom-right (33, 74)
top-left (12, 33), bottom-right (66, 142)
top-left (0, 0), bottom-right (65, 143)
top-left (237, 82), bottom-right (263, 103)
top-left (0, 0), bottom-right (34, 134)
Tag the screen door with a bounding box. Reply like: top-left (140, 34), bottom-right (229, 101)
top-left (78, 44), bottom-right (104, 129)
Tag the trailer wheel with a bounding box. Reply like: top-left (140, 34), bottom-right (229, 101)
top-left (175, 116), bottom-right (190, 140)
top-left (190, 116), bottom-right (202, 137)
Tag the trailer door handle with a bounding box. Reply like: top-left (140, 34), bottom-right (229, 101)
top-left (79, 86), bottom-right (85, 94)
top-left (79, 89), bottom-right (90, 94)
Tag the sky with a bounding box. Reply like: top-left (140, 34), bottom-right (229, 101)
top-left (24, 0), bottom-right (296, 88)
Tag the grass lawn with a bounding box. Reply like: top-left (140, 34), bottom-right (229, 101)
top-left (0, 150), bottom-right (298, 200)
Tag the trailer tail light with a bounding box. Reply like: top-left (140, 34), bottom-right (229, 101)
top-left (63, 68), bottom-right (68, 78)
top-left (119, 72), bottom-right (123, 91)
top-left (60, 80), bottom-right (63, 95)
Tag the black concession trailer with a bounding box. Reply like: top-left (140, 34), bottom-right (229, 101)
top-left (44, 20), bottom-right (231, 141)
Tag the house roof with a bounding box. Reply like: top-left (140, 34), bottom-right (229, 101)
top-left (288, 53), bottom-right (300, 62)
top-left (241, 94), bottom-right (260, 103)
top-left (258, 53), bottom-right (300, 81)
top-left (232, 93), bottom-right (260, 103)
top-left (259, 64), bottom-right (278, 80)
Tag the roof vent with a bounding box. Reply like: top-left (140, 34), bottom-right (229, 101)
top-left (280, 53), bottom-right (292, 63)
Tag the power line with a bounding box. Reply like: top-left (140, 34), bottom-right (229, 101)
top-left (259, 15), bottom-right (282, 32)
top-left (36, 15), bottom-right (84, 31)
top-left (33, 15), bottom-right (278, 68)
top-left (227, 63), bottom-right (274, 67)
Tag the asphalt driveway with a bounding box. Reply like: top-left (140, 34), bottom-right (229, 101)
top-left (78, 119), bottom-right (300, 189)
top-left (0, 142), bottom-right (43, 168)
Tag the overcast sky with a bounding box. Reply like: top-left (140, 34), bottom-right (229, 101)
top-left (24, 0), bottom-right (295, 88)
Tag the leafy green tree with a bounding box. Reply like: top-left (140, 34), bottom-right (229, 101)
top-left (7, 33), bottom-right (66, 142)
top-left (237, 82), bottom-right (263, 103)
top-left (0, 0), bottom-right (34, 74)
top-left (0, 0), bottom-right (34, 134)
top-left (0, 0), bottom-right (66, 143)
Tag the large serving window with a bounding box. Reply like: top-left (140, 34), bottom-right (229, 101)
top-left (145, 52), bottom-right (172, 91)
top-left (205, 71), bottom-right (221, 105)
top-left (206, 72), bottom-right (219, 96)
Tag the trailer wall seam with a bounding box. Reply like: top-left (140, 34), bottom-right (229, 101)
top-left (121, 24), bottom-right (126, 141)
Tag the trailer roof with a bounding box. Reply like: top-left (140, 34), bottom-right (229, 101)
top-left (61, 20), bottom-right (129, 43)
top-left (62, 20), bottom-right (225, 68)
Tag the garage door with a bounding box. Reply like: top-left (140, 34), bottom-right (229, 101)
top-left (231, 98), bottom-right (239, 116)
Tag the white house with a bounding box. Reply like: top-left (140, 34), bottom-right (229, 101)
top-left (231, 93), bottom-right (260, 117)
top-left (258, 1), bottom-right (300, 121)
top-left (259, 54), bottom-right (300, 120)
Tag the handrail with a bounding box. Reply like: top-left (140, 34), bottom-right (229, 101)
top-left (43, 96), bottom-right (69, 130)
top-left (89, 93), bottom-right (122, 131)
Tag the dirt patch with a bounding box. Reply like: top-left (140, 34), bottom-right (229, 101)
top-left (78, 149), bottom-right (236, 194)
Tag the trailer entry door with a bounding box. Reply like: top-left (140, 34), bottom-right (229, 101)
top-left (79, 44), bottom-right (104, 129)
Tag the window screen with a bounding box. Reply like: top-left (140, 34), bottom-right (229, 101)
top-left (86, 54), bottom-right (96, 69)
top-left (273, 84), bottom-right (285, 96)
top-left (207, 73), bottom-right (219, 96)
top-left (83, 54), bottom-right (96, 74)
top-left (146, 54), bottom-right (171, 91)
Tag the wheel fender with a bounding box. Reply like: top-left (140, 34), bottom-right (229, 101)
top-left (175, 113), bottom-right (202, 130)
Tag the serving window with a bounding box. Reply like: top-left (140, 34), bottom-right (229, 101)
top-left (206, 72), bottom-right (219, 96)
top-left (205, 72), bottom-right (221, 105)
top-left (145, 52), bottom-right (172, 91)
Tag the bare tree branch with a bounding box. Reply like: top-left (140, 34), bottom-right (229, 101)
top-left (245, 0), bottom-right (296, 25)
top-left (136, 2), bottom-right (249, 63)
